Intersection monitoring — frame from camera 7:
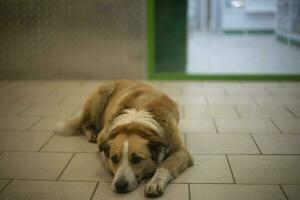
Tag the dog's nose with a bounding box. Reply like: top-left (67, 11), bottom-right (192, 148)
top-left (115, 180), bottom-right (128, 193)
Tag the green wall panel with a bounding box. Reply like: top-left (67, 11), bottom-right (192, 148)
top-left (155, 0), bottom-right (187, 73)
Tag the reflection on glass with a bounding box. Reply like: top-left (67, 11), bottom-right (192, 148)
top-left (229, 0), bottom-right (245, 8)
top-left (187, 0), bottom-right (300, 75)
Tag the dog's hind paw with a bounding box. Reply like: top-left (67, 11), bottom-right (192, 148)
top-left (144, 178), bottom-right (166, 197)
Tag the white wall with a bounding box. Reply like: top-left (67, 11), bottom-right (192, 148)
top-left (221, 0), bottom-right (277, 31)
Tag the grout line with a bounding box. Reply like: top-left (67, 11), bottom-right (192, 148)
top-left (56, 153), bottom-right (76, 181)
top-left (265, 88), bottom-right (274, 97)
top-left (58, 95), bottom-right (69, 106)
top-left (183, 133), bottom-right (187, 145)
top-left (250, 134), bottom-right (262, 155)
top-left (47, 87), bottom-right (60, 95)
top-left (223, 88), bottom-right (229, 97)
top-left (203, 96), bottom-right (209, 106)
top-left (0, 151), bottom-right (4, 156)
top-left (0, 180), bottom-right (12, 194)
top-left (212, 118), bottom-right (219, 133)
top-left (26, 116), bottom-right (44, 131)
top-left (284, 106), bottom-right (298, 119)
top-left (269, 118), bottom-right (284, 134)
top-left (9, 93), bottom-right (27, 105)
top-left (181, 104), bottom-right (186, 119)
top-left (225, 155), bottom-right (236, 184)
top-left (279, 184), bottom-right (290, 200)
top-left (90, 182), bottom-right (100, 200)
top-left (188, 183), bottom-right (191, 200)
top-left (71, 105), bottom-right (82, 117)
top-left (38, 132), bottom-right (56, 152)
top-left (233, 105), bottom-right (241, 118)
top-left (250, 95), bottom-right (260, 106)
top-left (16, 104), bottom-right (33, 116)
top-left (278, 82), bottom-right (286, 88)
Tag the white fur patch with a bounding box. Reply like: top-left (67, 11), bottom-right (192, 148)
top-left (145, 167), bottom-right (171, 194)
top-left (157, 148), bottom-right (166, 164)
top-left (152, 168), bottom-right (171, 183)
top-left (111, 141), bottom-right (137, 192)
top-left (55, 121), bottom-right (74, 136)
top-left (110, 108), bottom-right (164, 138)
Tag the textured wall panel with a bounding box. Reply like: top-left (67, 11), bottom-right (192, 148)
top-left (0, 0), bottom-right (146, 79)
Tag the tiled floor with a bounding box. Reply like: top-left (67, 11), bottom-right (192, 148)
top-left (0, 80), bottom-right (300, 200)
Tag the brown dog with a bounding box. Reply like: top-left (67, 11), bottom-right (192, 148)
top-left (55, 80), bottom-right (193, 197)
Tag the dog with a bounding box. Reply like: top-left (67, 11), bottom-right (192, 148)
top-left (55, 80), bottom-right (193, 197)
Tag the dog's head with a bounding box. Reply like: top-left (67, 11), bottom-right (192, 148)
top-left (99, 130), bottom-right (168, 193)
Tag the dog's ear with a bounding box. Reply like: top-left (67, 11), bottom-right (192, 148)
top-left (98, 141), bottom-right (110, 158)
top-left (148, 136), bottom-right (168, 163)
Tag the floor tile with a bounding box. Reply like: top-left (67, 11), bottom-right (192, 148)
top-left (207, 96), bottom-right (256, 105)
top-left (202, 82), bottom-right (243, 89)
top-left (225, 87), bottom-right (270, 96)
top-left (0, 105), bottom-right (29, 115)
top-left (286, 106), bottom-right (300, 117)
top-left (282, 185), bottom-right (300, 200)
top-left (182, 88), bottom-right (226, 96)
top-left (236, 105), bottom-right (293, 118)
top-left (0, 92), bottom-right (24, 104)
top-left (174, 155), bottom-right (233, 183)
top-left (12, 85), bottom-right (57, 95)
top-left (242, 82), bottom-right (282, 90)
top-left (61, 95), bottom-right (88, 105)
top-left (183, 105), bottom-right (238, 118)
top-left (21, 105), bottom-right (79, 117)
top-left (0, 180), bottom-right (96, 200)
top-left (180, 118), bottom-right (216, 133)
top-left (59, 153), bottom-right (112, 181)
top-left (0, 116), bottom-right (40, 131)
top-left (253, 135), bottom-right (300, 154)
top-left (0, 180), bottom-right (10, 191)
top-left (254, 96), bottom-right (300, 106)
top-left (186, 134), bottom-right (259, 154)
top-left (268, 88), bottom-right (300, 96)
top-left (190, 184), bottom-right (286, 200)
top-left (272, 118), bottom-right (300, 134)
top-left (0, 152), bottom-right (73, 180)
top-left (0, 132), bottom-right (53, 151)
top-left (215, 118), bottom-right (280, 134)
top-left (14, 93), bottom-right (67, 105)
top-left (228, 155), bottom-right (300, 184)
top-left (92, 183), bottom-right (189, 200)
top-left (42, 135), bottom-right (97, 152)
top-left (173, 96), bottom-right (207, 105)
top-left (52, 84), bottom-right (97, 96)
top-left (30, 117), bottom-right (65, 131)
top-left (0, 131), bottom-right (51, 135)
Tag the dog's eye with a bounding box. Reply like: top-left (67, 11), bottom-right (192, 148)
top-left (131, 156), bottom-right (143, 164)
top-left (111, 155), bottom-right (119, 164)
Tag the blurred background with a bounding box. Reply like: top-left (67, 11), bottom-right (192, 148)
top-left (0, 0), bottom-right (299, 79)
top-left (0, 0), bottom-right (146, 79)
top-left (187, 0), bottom-right (300, 75)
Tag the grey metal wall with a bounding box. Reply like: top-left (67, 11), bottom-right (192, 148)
top-left (0, 0), bottom-right (146, 79)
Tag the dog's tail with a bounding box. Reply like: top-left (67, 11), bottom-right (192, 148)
top-left (55, 117), bottom-right (82, 136)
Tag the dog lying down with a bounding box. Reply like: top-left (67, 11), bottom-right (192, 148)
top-left (55, 80), bottom-right (193, 197)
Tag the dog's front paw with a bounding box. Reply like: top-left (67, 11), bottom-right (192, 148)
top-left (144, 178), bottom-right (167, 197)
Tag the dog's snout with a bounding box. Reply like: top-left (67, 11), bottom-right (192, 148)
top-left (115, 180), bottom-right (129, 193)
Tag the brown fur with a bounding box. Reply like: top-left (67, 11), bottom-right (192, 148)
top-left (58, 80), bottom-right (193, 197)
